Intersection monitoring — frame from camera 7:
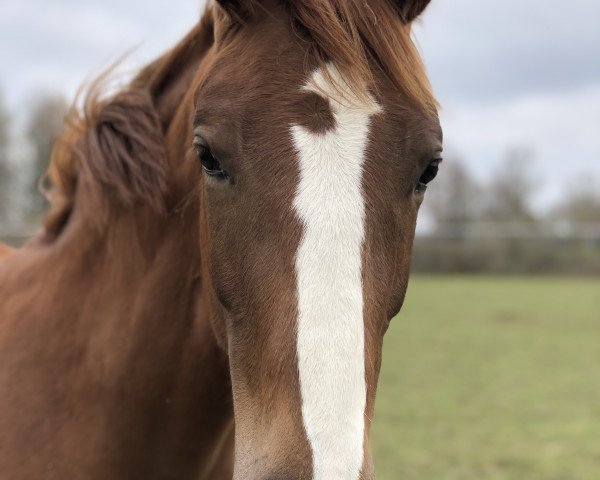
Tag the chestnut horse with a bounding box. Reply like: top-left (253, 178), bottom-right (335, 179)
top-left (0, 1), bottom-right (442, 479)
top-left (0, 242), bottom-right (13, 261)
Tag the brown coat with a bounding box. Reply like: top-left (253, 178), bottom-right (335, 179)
top-left (0, 242), bottom-right (13, 261)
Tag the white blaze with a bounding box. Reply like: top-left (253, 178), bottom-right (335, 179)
top-left (292, 66), bottom-right (382, 480)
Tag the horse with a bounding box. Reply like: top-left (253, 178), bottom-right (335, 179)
top-left (0, 1), bottom-right (442, 479)
top-left (0, 242), bottom-right (13, 261)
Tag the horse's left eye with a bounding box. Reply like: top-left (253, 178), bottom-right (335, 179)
top-left (193, 136), bottom-right (228, 178)
top-left (415, 159), bottom-right (441, 193)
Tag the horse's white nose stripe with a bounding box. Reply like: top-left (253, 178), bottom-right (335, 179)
top-left (292, 66), bottom-right (382, 480)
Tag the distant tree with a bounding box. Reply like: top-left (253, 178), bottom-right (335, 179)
top-left (426, 156), bottom-right (483, 234)
top-left (552, 178), bottom-right (600, 223)
top-left (482, 147), bottom-right (537, 223)
top-left (26, 93), bottom-right (68, 215)
top-left (0, 89), bottom-right (12, 224)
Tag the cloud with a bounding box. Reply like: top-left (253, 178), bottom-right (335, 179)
top-left (0, 0), bottom-right (202, 112)
top-left (440, 84), bottom-right (600, 209)
top-left (415, 0), bottom-right (600, 102)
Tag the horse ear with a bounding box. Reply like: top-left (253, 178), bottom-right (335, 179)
top-left (394, 0), bottom-right (432, 23)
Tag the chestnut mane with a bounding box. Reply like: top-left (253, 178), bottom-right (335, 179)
top-left (43, 81), bottom-right (168, 235)
top-left (41, 15), bottom-right (215, 237)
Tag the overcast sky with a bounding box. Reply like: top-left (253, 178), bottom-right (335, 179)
top-left (1, 0), bottom-right (599, 210)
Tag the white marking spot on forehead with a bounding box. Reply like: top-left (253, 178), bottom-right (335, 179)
top-left (292, 65), bottom-right (382, 480)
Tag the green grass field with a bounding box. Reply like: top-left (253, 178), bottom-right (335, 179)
top-left (373, 276), bottom-right (600, 480)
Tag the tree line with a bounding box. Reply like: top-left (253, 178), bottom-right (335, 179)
top-left (0, 86), bottom-right (68, 229)
top-left (415, 149), bottom-right (600, 274)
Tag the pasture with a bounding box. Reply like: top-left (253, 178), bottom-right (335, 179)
top-left (373, 275), bottom-right (600, 480)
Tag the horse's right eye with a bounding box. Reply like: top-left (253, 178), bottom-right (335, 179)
top-left (193, 136), bottom-right (228, 178)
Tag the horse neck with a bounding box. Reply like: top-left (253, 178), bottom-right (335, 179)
top-left (0, 14), bottom-right (235, 478)
top-left (0, 189), bottom-right (232, 478)
top-left (0, 242), bottom-right (13, 261)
